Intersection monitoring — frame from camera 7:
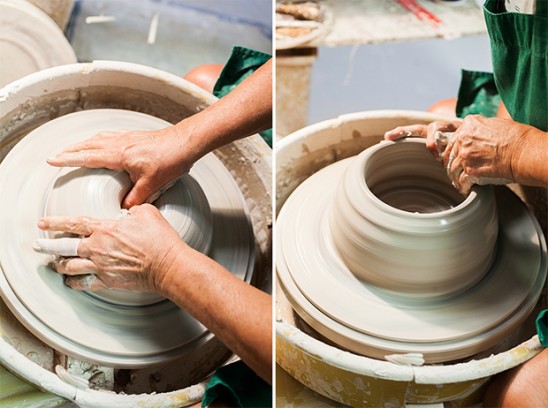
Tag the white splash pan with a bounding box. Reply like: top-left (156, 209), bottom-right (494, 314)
top-left (275, 110), bottom-right (546, 406)
top-left (0, 61), bottom-right (271, 406)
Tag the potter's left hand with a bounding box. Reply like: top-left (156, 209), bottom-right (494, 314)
top-left (384, 120), bottom-right (461, 157)
top-left (33, 204), bottom-right (185, 293)
top-left (46, 59), bottom-right (273, 209)
top-left (47, 126), bottom-right (194, 209)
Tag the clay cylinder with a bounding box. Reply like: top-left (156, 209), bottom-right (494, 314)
top-left (329, 138), bottom-right (498, 296)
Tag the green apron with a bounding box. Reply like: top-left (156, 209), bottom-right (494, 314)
top-left (213, 45), bottom-right (273, 147)
top-left (457, 1), bottom-right (548, 346)
top-left (484, 0), bottom-right (548, 131)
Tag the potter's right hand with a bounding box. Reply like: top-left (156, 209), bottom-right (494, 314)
top-left (384, 120), bottom-right (462, 157)
top-left (33, 204), bottom-right (186, 293)
top-left (47, 126), bottom-right (195, 208)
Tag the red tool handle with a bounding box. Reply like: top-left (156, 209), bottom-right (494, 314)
top-left (396, 0), bottom-right (443, 27)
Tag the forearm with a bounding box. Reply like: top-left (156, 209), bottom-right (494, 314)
top-left (157, 243), bottom-right (272, 383)
top-left (512, 125), bottom-right (548, 187)
top-left (173, 59), bottom-right (272, 164)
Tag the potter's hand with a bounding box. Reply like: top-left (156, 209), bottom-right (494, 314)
top-left (439, 115), bottom-right (521, 194)
top-left (384, 120), bottom-right (461, 157)
top-left (384, 116), bottom-right (542, 194)
top-left (47, 59), bottom-right (272, 209)
top-left (34, 205), bottom-right (273, 384)
top-left (47, 127), bottom-right (194, 208)
top-left (32, 204), bottom-right (184, 293)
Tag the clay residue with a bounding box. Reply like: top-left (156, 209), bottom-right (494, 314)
top-left (276, 133), bottom-right (382, 211)
top-left (0, 85), bottom-right (202, 159)
top-left (277, 2), bottom-right (323, 22)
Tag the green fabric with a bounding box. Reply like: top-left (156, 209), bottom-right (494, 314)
top-left (213, 45), bottom-right (271, 97)
top-left (537, 309), bottom-right (548, 347)
top-left (456, 69), bottom-right (501, 118)
top-left (202, 361), bottom-right (272, 408)
top-left (483, 0), bottom-right (548, 131)
top-left (213, 45), bottom-right (272, 147)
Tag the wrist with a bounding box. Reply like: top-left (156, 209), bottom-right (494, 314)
top-left (172, 115), bottom-right (217, 167)
top-left (151, 239), bottom-right (192, 297)
top-left (510, 126), bottom-right (548, 186)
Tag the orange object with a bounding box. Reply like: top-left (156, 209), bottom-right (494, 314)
top-left (396, 0), bottom-right (442, 27)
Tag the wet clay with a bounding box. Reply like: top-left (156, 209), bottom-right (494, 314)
top-left (276, 138), bottom-right (547, 363)
top-left (0, 109), bottom-right (255, 368)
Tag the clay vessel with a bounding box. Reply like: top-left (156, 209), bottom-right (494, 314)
top-left (329, 138), bottom-right (498, 296)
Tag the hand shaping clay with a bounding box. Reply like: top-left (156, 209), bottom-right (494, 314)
top-left (276, 139), bottom-right (547, 363)
top-left (0, 109), bottom-right (255, 368)
top-left (329, 139), bottom-right (498, 296)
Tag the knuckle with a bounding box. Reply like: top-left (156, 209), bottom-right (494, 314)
top-left (429, 121), bottom-right (442, 130)
top-left (94, 222), bottom-right (111, 234)
top-left (141, 203), bottom-right (154, 211)
top-left (52, 259), bottom-right (63, 272)
top-left (64, 276), bottom-right (81, 290)
top-left (82, 150), bottom-right (92, 166)
top-left (67, 217), bottom-right (80, 231)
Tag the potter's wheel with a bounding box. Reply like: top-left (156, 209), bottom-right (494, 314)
top-left (277, 144), bottom-right (547, 363)
top-left (0, 109), bottom-right (255, 367)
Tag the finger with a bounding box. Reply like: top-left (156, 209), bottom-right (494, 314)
top-left (33, 238), bottom-right (81, 257)
top-left (145, 178), bottom-right (179, 204)
top-left (37, 216), bottom-right (99, 236)
top-left (384, 125), bottom-right (428, 141)
top-left (430, 131), bottom-right (456, 160)
top-left (47, 150), bottom-right (123, 170)
top-left (128, 202), bottom-right (159, 216)
top-left (459, 172), bottom-right (475, 196)
top-left (122, 178), bottom-right (157, 209)
top-left (57, 131), bottom-right (128, 153)
top-left (448, 151), bottom-right (464, 191)
top-left (441, 132), bottom-right (460, 167)
top-left (74, 236), bottom-right (94, 259)
top-left (65, 275), bottom-right (108, 291)
top-left (451, 166), bottom-right (464, 191)
top-left (53, 257), bottom-right (99, 276)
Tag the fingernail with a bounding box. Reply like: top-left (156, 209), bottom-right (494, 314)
top-left (46, 156), bottom-right (58, 163)
top-left (37, 219), bottom-right (46, 229)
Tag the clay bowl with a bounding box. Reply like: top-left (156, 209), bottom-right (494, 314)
top-left (329, 138), bottom-right (498, 297)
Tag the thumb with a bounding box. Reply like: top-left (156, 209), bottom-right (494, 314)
top-left (122, 178), bottom-right (158, 209)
